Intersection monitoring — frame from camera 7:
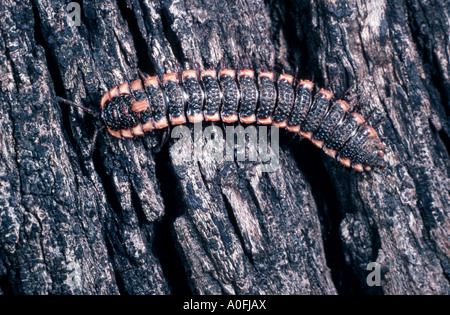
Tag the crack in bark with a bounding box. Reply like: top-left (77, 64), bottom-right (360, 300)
top-left (221, 191), bottom-right (255, 265)
top-left (117, 0), bottom-right (156, 75)
top-left (290, 140), bottom-right (362, 294)
top-left (152, 145), bottom-right (191, 294)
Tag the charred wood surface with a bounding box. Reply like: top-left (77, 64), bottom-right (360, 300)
top-left (0, 0), bottom-right (448, 294)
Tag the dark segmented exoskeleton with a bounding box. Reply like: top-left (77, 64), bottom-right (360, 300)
top-left (97, 68), bottom-right (386, 172)
top-left (273, 74), bottom-right (295, 128)
top-left (182, 70), bottom-right (204, 123)
top-left (311, 100), bottom-right (351, 148)
top-left (256, 72), bottom-right (277, 125)
top-left (162, 73), bottom-right (186, 125)
top-left (143, 76), bottom-right (169, 129)
top-left (237, 69), bottom-right (259, 124)
top-left (286, 80), bottom-right (315, 133)
top-left (219, 69), bottom-right (240, 123)
top-left (299, 89), bottom-right (333, 137)
top-left (201, 70), bottom-right (222, 121)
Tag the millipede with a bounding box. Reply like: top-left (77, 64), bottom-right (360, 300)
top-left (65, 68), bottom-right (387, 172)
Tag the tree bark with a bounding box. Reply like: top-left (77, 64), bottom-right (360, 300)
top-left (0, 0), bottom-right (448, 295)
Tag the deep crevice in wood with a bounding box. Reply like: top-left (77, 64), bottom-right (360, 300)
top-left (290, 140), bottom-right (361, 294)
top-left (92, 148), bottom-right (123, 219)
top-left (152, 144), bottom-right (191, 294)
top-left (32, 0), bottom-right (84, 166)
top-left (117, 0), bottom-right (154, 75)
top-left (159, 3), bottom-right (184, 69)
top-left (104, 233), bottom-right (127, 294)
top-left (222, 191), bottom-right (255, 265)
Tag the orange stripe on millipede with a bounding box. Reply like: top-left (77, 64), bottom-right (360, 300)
top-left (318, 89), bottom-right (333, 101)
top-left (219, 69), bottom-right (236, 78)
top-left (142, 120), bottom-right (154, 132)
top-left (259, 72), bottom-right (275, 81)
top-left (238, 69), bottom-right (255, 78)
top-left (188, 113), bottom-right (204, 123)
top-left (221, 114), bottom-right (238, 123)
top-left (171, 116), bottom-right (187, 125)
top-left (299, 130), bottom-right (313, 140)
top-left (118, 82), bottom-right (131, 95)
top-left (109, 86), bottom-right (120, 99)
top-left (278, 74), bottom-right (294, 85)
top-left (120, 129), bottom-right (133, 138)
top-left (240, 114), bottom-right (256, 124)
top-left (286, 125), bottom-right (300, 133)
top-left (351, 112), bottom-right (365, 125)
top-left (144, 76), bottom-right (159, 87)
top-left (154, 117), bottom-right (169, 129)
top-left (132, 124), bottom-right (145, 136)
top-left (100, 93), bottom-right (110, 110)
top-left (311, 138), bottom-right (324, 148)
top-left (365, 125), bottom-right (378, 138)
top-left (323, 147), bottom-right (337, 159)
top-left (257, 116), bottom-right (273, 125)
top-left (163, 73), bottom-right (178, 83)
top-left (336, 100), bottom-right (350, 112)
top-left (204, 112), bottom-right (221, 122)
top-left (131, 99), bottom-right (150, 113)
top-left (202, 69), bottom-right (217, 78)
top-left (298, 80), bottom-right (314, 91)
top-left (272, 120), bottom-right (287, 128)
top-left (130, 79), bottom-right (144, 91)
top-left (107, 127), bottom-right (122, 139)
top-left (338, 157), bottom-right (352, 168)
top-left (352, 163), bottom-right (364, 172)
top-left (183, 70), bottom-right (198, 80)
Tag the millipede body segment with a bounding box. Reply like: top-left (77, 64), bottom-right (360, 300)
top-left (100, 69), bottom-right (386, 172)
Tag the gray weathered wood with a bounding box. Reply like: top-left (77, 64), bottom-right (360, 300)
top-left (0, 0), bottom-right (448, 294)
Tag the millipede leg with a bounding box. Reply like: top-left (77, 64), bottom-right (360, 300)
top-left (56, 96), bottom-right (98, 116)
top-left (88, 125), bottom-right (105, 158)
top-left (339, 85), bottom-right (353, 100)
